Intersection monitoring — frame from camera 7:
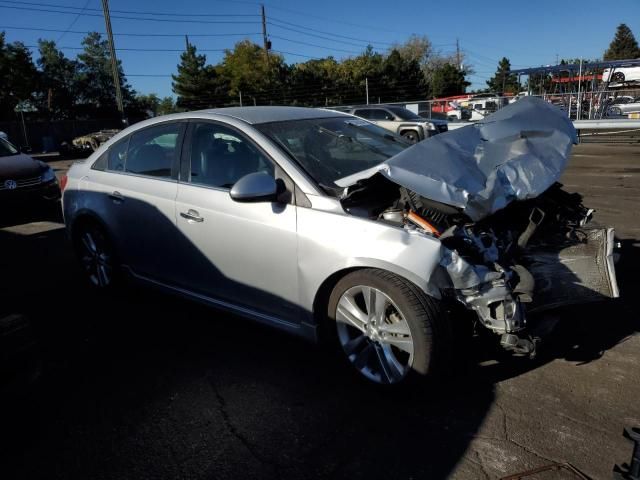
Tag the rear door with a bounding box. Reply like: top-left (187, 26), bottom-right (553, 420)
top-left (173, 120), bottom-right (300, 323)
top-left (87, 121), bottom-right (185, 282)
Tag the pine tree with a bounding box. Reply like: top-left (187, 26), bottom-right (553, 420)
top-left (431, 63), bottom-right (470, 97)
top-left (486, 57), bottom-right (520, 94)
top-left (172, 38), bottom-right (221, 109)
top-left (604, 24), bottom-right (640, 60)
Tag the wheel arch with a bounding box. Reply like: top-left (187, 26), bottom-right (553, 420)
top-left (311, 262), bottom-right (444, 340)
top-left (68, 209), bottom-right (112, 242)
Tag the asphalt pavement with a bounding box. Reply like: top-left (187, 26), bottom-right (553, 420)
top-left (0, 143), bottom-right (638, 479)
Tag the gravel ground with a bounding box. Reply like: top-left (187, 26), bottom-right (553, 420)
top-left (0, 143), bottom-right (638, 480)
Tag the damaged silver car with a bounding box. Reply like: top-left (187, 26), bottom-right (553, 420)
top-left (62, 97), bottom-right (619, 386)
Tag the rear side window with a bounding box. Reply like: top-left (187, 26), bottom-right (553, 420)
top-left (125, 122), bottom-right (181, 178)
top-left (370, 109), bottom-right (393, 120)
top-left (108, 138), bottom-right (128, 171)
top-left (354, 109), bottom-right (372, 119)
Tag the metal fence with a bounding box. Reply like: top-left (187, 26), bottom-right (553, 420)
top-left (349, 89), bottom-right (640, 122)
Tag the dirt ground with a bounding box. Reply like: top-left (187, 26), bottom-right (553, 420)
top-left (0, 143), bottom-right (638, 479)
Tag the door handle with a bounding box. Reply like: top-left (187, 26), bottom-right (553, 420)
top-left (109, 191), bottom-right (124, 203)
top-left (180, 209), bottom-right (204, 223)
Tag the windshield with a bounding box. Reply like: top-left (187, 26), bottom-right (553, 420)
top-left (257, 116), bottom-right (408, 190)
top-left (0, 137), bottom-right (19, 157)
top-left (386, 106), bottom-right (422, 121)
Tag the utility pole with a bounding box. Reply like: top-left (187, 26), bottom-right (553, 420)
top-left (100, 0), bottom-right (125, 121)
top-left (456, 38), bottom-right (461, 70)
top-left (365, 77), bottom-right (369, 105)
top-left (239, 90), bottom-right (243, 107)
top-left (261, 4), bottom-right (269, 64)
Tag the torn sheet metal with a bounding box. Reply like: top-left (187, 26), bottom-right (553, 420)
top-left (336, 97), bottom-right (577, 221)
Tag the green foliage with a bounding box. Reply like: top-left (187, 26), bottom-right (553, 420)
top-left (604, 24), bottom-right (640, 60)
top-left (486, 57), bottom-right (520, 94)
top-left (75, 32), bottom-right (136, 118)
top-left (431, 63), bottom-right (470, 97)
top-left (0, 33), bottom-right (40, 120)
top-left (136, 93), bottom-right (178, 117)
top-left (171, 39), bottom-right (226, 109)
top-left (37, 40), bottom-right (79, 119)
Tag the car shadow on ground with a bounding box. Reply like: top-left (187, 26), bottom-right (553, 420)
top-left (0, 208), bottom-right (636, 479)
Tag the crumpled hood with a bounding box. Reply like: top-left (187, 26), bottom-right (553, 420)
top-left (336, 97), bottom-right (577, 221)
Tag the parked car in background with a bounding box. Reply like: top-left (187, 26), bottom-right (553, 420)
top-left (62, 100), bottom-right (618, 386)
top-left (606, 96), bottom-right (640, 117)
top-left (71, 129), bottom-right (120, 152)
top-left (346, 105), bottom-right (448, 143)
top-left (0, 136), bottom-right (60, 205)
top-left (461, 94), bottom-right (509, 120)
top-left (602, 66), bottom-right (640, 84)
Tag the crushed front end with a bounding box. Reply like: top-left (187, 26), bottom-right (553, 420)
top-left (337, 97), bottom-right (620, 357)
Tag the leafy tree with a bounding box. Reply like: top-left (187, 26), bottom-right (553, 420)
top-left (431, 63), bottom-right (470, 97)
top-left (219, 40), bottom-right (286, 105)
top-left (75, 32), bottom-right (136, 118)
top-left (391, 34), bottom-right (432, 70)
top-left (380, 49), bottom-right (427, 101)
top-left (0, 33), bottom-right (39, 120)
top-left (37, 40), bottom-right (79, 119)
top-left (136, 93), bottom-right (179, 116)
top-left (338, 46), bottom-right (385, 104)
top-left (604, 24), bottom-right (640, 60)
top-left (172, 38), bottom-right (225, 109)
top-left (288, 57), bottom-right (341, 106)
top-left (486, 57), bottom-right (520, 93)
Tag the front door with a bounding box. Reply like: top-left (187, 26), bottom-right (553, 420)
top-left (174, 121), bottom-right (300, 324)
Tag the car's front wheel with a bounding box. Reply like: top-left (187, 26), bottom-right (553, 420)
top-left (328, 269), bottom-right (445, 385)
top-left (73, 222), bottom-right (117, 289)
top-left (401, 130), bottom-right (419, 144)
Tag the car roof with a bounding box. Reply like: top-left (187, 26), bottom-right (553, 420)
top-left (196, 106), bottom-right (349, 124)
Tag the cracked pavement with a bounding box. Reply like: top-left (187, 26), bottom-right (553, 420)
top-left (0, 143), bottom-right (639, 479)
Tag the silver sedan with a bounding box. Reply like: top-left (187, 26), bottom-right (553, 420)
top-left (62, 100), bottom-right (618, 385)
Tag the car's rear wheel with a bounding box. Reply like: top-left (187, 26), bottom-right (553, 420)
top-left (401, 130), bottom-right (419, 144)
top-left (612, 71), bottom-right (625, 82)
top-left (327, 269), bottom-right (445, 385)
top-left (73, 222), bottom-right (117, 289)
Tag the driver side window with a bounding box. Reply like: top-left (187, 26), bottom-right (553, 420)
top-left (187, 122), bottom-right (274, 189)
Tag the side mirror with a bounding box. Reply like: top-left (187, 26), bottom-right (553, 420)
top-left (229, 172), bottom-right (278, 203)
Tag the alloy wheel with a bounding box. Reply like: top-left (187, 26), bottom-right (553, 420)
top-left (335, 285), bottom-right (414, 384)
top-left (79, 229), bottom-right (113, 287)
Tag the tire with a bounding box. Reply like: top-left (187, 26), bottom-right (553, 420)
top-left (72, 221), bottom-right (119, 290)
top-left (327, 269), bottom-right (447, 385)
top-left (612, 72), bottom-right (625, 82)
top-left (401, 130), bottom-right (419, 144)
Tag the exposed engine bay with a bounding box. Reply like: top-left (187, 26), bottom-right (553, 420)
top-left (341, 178), bottom-right (619, 356)
top-left (335, 98), bottom-right (620, 357)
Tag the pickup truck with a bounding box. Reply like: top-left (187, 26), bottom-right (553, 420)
top-left (346, 105), bottom-right (448, 143)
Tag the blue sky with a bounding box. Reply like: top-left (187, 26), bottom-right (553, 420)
top-left (1, 0), bottom-right (639, 98)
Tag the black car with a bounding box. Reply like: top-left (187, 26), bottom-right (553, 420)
top-left (0, 137), bottom-right (60, 205)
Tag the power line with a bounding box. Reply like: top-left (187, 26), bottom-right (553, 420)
top-left (0, 4), bottom-right (261, 23)
top-left (267, 22), bottom-right (383, 50)
top-left (269, 17), bottom-right (394, 46)
top-left (24, 44), bottom-right (227, 52)
top-left (0, 25), bottom-right (263, 37)
top-left (56, 0), bottom-right (91, 43)
top-left (0, 0), bottom-right (260, 16)
top-left (270, 35), bottom-right (362, 55)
